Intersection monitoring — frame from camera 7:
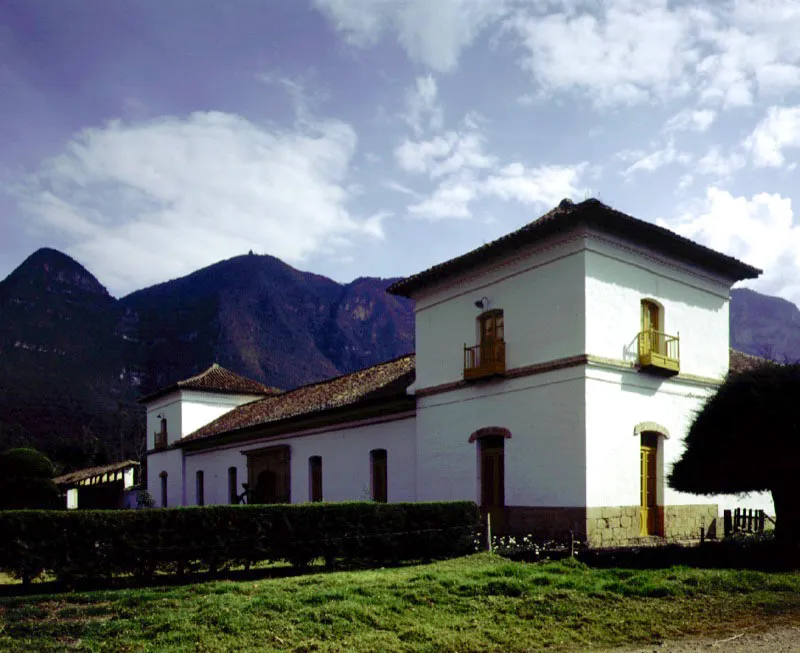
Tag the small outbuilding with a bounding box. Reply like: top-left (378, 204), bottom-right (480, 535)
top-left (54, 460), bottom-right (141, 510)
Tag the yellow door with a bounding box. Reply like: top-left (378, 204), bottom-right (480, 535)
top-left (641, 301), bottom-right (661, 356)
top-left (640, 442), bottom-right (657, 536)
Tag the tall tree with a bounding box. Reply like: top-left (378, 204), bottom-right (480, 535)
top-left (669, 362), bottom-right (800, 547)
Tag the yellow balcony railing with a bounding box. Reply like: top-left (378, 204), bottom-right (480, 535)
top-left (638, 329), bottom-right (680, 375)
top-left (464, 340), bottom-right (506, 381)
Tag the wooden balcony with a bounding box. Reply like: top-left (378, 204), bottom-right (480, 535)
top-left (464, 340), bottom-right (506, 381)
top-left (638, 330), bottom-right (679, 376)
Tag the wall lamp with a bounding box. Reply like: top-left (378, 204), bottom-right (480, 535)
top-left (474, 296), bottom-right (489, 311)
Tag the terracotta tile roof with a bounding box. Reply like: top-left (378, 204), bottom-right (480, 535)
top-left (54, 460), bottom-right (139, 487)
top-left (388, 198), bottom-right (761, 298)
top-left (179, 354), bottom-right (416, 444)
top-left (728, 348), bottom-right (771, 375)
top-left (139, 364), bottom-right (282, 403)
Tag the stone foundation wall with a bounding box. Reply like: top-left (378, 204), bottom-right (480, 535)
top-left (663, 504), bottom-right (718, 541)
top-left (505, 506), bottom-right (587, 540)
top-left (587, 504), bottom-right (719, 548)
top-left (586, 506), bottom-right (641, 547)
top-left (497, 504), bottom-right (719, 548)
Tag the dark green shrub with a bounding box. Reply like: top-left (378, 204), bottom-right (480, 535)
top-left (0, 448), bottom-right (59, 510)
top-left (0, 501), bottom-right (480, 584)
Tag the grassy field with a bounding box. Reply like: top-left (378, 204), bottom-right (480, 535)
top-left (0, 553), bottom-right (798, 652)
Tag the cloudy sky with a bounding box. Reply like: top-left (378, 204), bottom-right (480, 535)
top-left (2, 0), bottom-right (800, 303)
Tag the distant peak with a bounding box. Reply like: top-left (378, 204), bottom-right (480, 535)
top-left (6, 248), bottom-right (111, 298)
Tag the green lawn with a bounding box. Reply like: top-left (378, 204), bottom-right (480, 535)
top-left (0, 553), bottom-right (798, 652)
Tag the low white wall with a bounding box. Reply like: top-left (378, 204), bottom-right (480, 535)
top-left (585, 368), bottom-right (774, 515)
top-left (415, 367), bottom-right (587, 507)
top-left (182, 415), bottom-right (417, 506)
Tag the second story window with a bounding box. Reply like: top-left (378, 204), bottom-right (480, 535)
top-left (638, 299), bottom-right (679, 375)
top-left (464, 308), bottom-right (506, 381)
top-left (154, 417), bottom-right (168, 450)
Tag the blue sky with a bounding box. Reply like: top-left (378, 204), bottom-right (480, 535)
top-left (2, 0), bottom-right (800, 304)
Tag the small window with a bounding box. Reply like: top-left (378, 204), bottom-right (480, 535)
top-left (196, 470), bottom-right (204, 506)
top-left (370, 449), bottom-right (387, 503)
top-left (160, 471), bottom-right (168, 507)
top-left (228, 467), bottom-right (238, 504)
top-left (309, 456), bottom-right (323, 502)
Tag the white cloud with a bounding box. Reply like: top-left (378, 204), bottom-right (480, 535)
top-left (693, 147), bottom-right (745, 179)
top-left (15, 112), bottom-right (379, 294)
top-left (508, 0), bottom-right (800, 109)
top-left (407, 162), bottom-right (589, 220)
top-left (663, 109), bottom-right (716, 133)
top-left (408, 172), bottom-right (479, 219)
top-left (402, 75), bottom-right (443, 135)
top-left (483, 162), bottom-right (589, 206)
top-left (663, 187), bottom-right (800, 302)
top-left (314, 0), bottom-right (508, 72)
top-left (510, 0), bottom-right (700, 107)
top-left (744, 105), bottom-right (800, 167)
top-left (623, 142), bottom-right (691, 177)
top-left (395, 130), bottom-right (497, 178)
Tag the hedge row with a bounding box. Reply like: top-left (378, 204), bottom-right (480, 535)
top-left (0, 501), bottom-right (480, 584)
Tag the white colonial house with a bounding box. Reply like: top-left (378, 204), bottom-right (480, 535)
top-left (143, 198), bottom-right (773, 547)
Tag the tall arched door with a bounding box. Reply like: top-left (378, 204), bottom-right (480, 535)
top-left (479, 436), bottom-right (506, 533)
top-left (640, 432), bottom-right (660, 536)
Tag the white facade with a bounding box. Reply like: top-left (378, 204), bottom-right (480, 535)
top-left (145, 390), bottom-right (265, 449)
top-left (144, 200), bottom-right (773, 544)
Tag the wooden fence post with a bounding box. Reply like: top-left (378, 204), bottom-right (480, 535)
top-left (487, 512), bottom-right (492, 553)
top-left (724, 509), bottom-right (732, 538)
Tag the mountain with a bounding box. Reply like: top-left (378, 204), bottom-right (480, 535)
top-left (121, 253), bottom-right (415, 393)
top-left (0, 249), bottom-right (143, 470)
top-left (2, 247), bottom-right (799, 473)
top-left (0, 250), bottom-right (414, 470)
top-left (730, 287), bottom-right (800, 362)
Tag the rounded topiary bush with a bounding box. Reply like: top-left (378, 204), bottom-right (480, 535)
top-left (0, 447), bottom-right (60, 510)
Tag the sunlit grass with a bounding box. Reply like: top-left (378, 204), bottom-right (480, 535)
top-left (1, 553), bottom-right (798, 652)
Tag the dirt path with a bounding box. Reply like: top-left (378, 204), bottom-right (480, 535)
top-left (604, 622), bottom-right (800, 652)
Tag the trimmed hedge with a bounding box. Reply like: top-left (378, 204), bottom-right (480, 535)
top-left (0, 501), bottom-right (480, 584)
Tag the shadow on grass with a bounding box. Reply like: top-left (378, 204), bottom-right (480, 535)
top-left (518, 538), bottom-right (800, 572)
top-left (0, 557), bottom-right (430, 597)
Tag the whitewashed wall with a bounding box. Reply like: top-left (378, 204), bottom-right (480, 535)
top-left (145, 390), bottom-right (265, 449)
top-left (145, 393), bottom-right (182, 448)
top-left (415, 367), bottom-right (586, 507)
top-left (181, 415), bottom-right (417, 506)
top-left (584, 233), bottom-right (733, 380)
top-left (585, 368), bottom-right (774, 514)
top-left (180, 391), bottom-right (264, 437)
top-left (412, 235), bottom-right (587, 390)
top-left (146, 448), bottom-right (184, 507)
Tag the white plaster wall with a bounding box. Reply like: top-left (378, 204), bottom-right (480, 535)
top-left (412, 235), bottom-right (586, 390)
top-left (180, 391), bottom-right (264, 437)
top-left (145, 391), bottom-right (265, 448)
top-left (146, 448), bottom-right (184, 507)
top-left (66, 488), bottom-right (78, 510)
top-left (415, 367), bottom-right (586, 507)
top-left (181, 416), bottom-right (417, 506)
top-left (123, 468), bottom-right (135, 489)
top-left (145, 394), bottom-right (182, 448)
top-left (585, 369), bottom-right (774, 514)
top-left (584, 235), bottom-right (733, 380)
